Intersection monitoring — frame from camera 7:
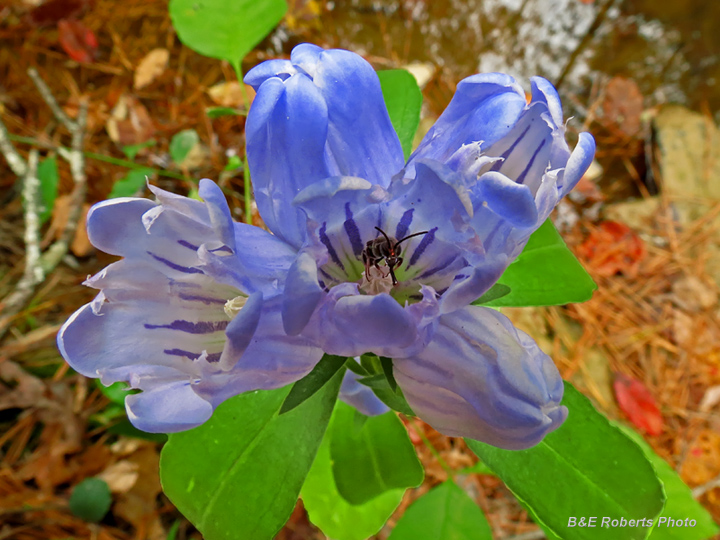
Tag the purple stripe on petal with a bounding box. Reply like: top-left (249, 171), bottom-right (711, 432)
top-left (178, 293), bottom-right (227, 305)
top-left (147, 252), bottom-right (204, 274)
top-left (177, 240), bottom-right (199, 250)
top-left (417, 255), bottom-right (459, 279)
top-left (145, 320), bottom-right (229, 334)
top-left (407, 227), bottom-right (437, 268)
top-left (516, 139), bottom-right (547, 185)
top-left (490, 124), bottom-right (532, 172)
top-left (163, 348), bottom-right (221, 362)
top-left (319, 222), bottom-right (344, 270)
top-left (395, 208), bottom-right (414, 240)
top-left (343, 202), bottom-right (363, 257)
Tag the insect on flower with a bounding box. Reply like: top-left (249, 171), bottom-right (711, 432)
top-left (362, 227), bottom-right (429, 286)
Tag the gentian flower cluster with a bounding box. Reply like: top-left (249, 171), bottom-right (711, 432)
top-left (58, 44), bottom-right (594, 449)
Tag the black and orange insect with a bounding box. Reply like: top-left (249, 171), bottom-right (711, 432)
top-left (362, 226), bottom-right (429, 286)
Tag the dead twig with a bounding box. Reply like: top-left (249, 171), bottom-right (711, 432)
top-left (0, 68), bottom-right (89, 340)
top-left (692, 474), bottom-right (720, 499)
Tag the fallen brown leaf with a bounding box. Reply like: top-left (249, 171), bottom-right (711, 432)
top-left (48, 195), bottom-right (93, 257)
top-left (106, 94), bottom-right (155, 146)
top-left (133, 48), bottom-right (169, 90)
top-left (207, 81), bottom-right (255, 108)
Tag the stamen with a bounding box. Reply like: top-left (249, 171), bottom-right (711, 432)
top-left (224, 295), bottom-right (248, 319)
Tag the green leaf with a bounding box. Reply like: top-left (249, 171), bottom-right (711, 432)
top-left (280, 354), bottom-right (347, 414)
top-left (121, 139), bottom-right (156, 160)
top-left (224, 154), bottom-right (243, 171)
top-left (481, 219), bottom-right (597, 307)
top-left (170, 0), bottom-right (287, 64)
top-left (616, 424), bottom-right (720, 540)
top-left (160, 373), bottom-right (342, 540)
top-left (37, 156), bottom-right (59, 224)
top-left (169, 129), bottom-right (200, 166)
top-left (69, 478), bottom-right (112, 522)
top-left (329, 402), bottom-right (423, 505)
top-left (95, 379), bottom-right (136, 404)
top-left (358, 355), bottom-right (415, 415)
top-left (109, 168), bottom-right (153, 198)
top-left (380, 356), bottom-right (397, 391)
top-left (473, 283), bottom-right (511, 305)
top-left (378, 69), bottom-right (422, 159)
top-left (301, 414), bottom-right (404, 540)
top-left (206, 106), bottom-right (245, 118)
top-left (466, 383), bottom-right (665, 540)
top-left (388, 480), bottom-right (493, 540)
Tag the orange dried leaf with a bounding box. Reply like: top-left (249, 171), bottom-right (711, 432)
top-left (578, 220), bottom-right (646, 277)
top-left (602, 77), bottom-right (644, 137)
top-left (613, 373), bottom-right (663, 436)
top-left (133, 48), bottom-right (169, 90)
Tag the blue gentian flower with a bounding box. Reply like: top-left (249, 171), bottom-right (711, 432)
top-left (58, 44), bottom-right (594, 449)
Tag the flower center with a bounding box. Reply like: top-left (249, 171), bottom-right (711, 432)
top-left (224, 295), bottom-right (248, 319)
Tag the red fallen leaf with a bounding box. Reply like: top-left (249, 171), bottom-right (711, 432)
top-left (57, 19), bottom-right (98, 63)
top-left (577, 220), bottom-right (646, 277)
top-left (613, 373), bottom-right (663, 436)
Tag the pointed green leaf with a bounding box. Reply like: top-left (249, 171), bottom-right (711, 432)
top-left (616, 424), bottom-right (720, 540)
top-left (121, 139), bottom-right (156, 160)
top-left (160, 371), bottom-right (342, 540)
top-left (169, 129), bottom-right (200, 166)
top-left (280, 354), bottom-right (347, 414)
top-left (466, 383), bottom-right (665, 540)
top-left (170, 0), bottom-right (287, 64)
top-left (473, 283), bottom-right (511, 305)
top-left (380, 356), bottom-right (397, 391)
top-left (206, 106), bottom-right (246, 118)
top-left (302, 413), bottom-right (404, 540)
top-left (388, 481), bottom-right (493, 540)
top-left (330, 402), bottom-right (423, 505)
top-left (109, 168), bottom-right (153, 198)
top-left (37, 156), bottom-right (59, 223)
top-left (378, 69), bottom-right (422, 159)
top-left (482, 219), bottom-right (597, 307)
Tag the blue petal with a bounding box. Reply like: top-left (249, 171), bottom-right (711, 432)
top-left (410, 73), bottom-right (526, 167)
top-left (559, 132), bottom-right (596, 196)
top-left (218, 291), bottom-right (263, 371)
top-left (475, 171), bottom-right (538, 228)
top-left (246, 74), bottom-right (331, 247)
top-left (244, 59), bottom-right (297, 89)
top-left (482, 102), bottom-right (554, 194)
top-left (302, 287), bottom-right (422, 358)
top-left (333, 293), bottom-right (417, 350)
top-left (282, 251), bottom-right (323, 336)
top-left (195, 297), bottom-right (324, 407)
top-left (293, 175), bottom-right (374, 226)
top-left (198, 179), bottom-right (236, 252)
top-left (290, 43), bottom-right (323, 77)
top-left (125, 380), bottom-right (213, 433)
top-left (439, 256), bottom-right (509, 314)
top-left (339, 369), bottom-right (390, 416)
top-left (530, 77), bottom-right (564, 130)
top-left (387, 160), bottom-right (473, 243)
top-left (57, 260), bottom-right (236, 378)
top-left (393, 306), bottom-right (567, 449)
top-left (310, 48), bottom-right (404, 185)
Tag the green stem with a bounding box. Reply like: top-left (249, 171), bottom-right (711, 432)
top-left (233, 59), bottom-right (253, 225)
top-left (408, 417), bottom-right (455, 480)
top-left (9, 134), bottom-right (191, 182)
